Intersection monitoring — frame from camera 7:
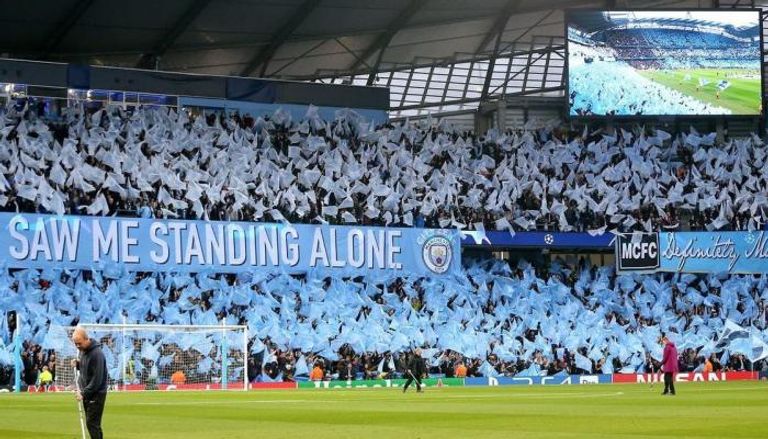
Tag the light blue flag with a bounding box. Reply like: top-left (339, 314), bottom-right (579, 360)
top-left (158, 354), bottom-right (175, 368)
top-left (231, 287), bottom-right (252, 307)
top-left (97, 262), bottom-right (124, 280)
top-left (162, 305), bottom-right (188, 326)
top-left (262, 350), bottom-right (276, 368)
top-left (138, 206), bottom-right (153, 219)
top-left (716, 319), bottom-right (750, 350)
top-left (619, 365), bottom-right (637, 374)
top-left (210, 289), bottom-right (234, 314)
top-left (101, 344), bottom-right (115, 369)
top-left (290, 331), bottom-right (314, 352)
top-left (108, 366), bottom-right (121, 381)
top-left (250, 337), bottom-right (265, 354)
top-left (294, 355), bottom-right (310, 377)
top-left (0, 342), bottom-right (11, 366)
top-left (197, 357), bottom-right (213, 374)
top-left (588, 344), bottom-right (604, 362)
top-left (728, 337), bottom-right (753, 358)
top-left (720, 349), bottom-right (730, 366)
top-left (133, 358), bottom-right (145, 375)
top-left (547, 368), bottom-right (566, 378)
top-left (42, 325), bottom-right (75, 354)
top-left (260, 372), bottom-right (284, 383)
top-left (195, 310), bottom-right (219, 326)
top-left (750, 336), bottom-right (768, 363)
top-left (574, 352), bottom-right (592, 373)
top-left (685, 288), bottom-right (704, 306)
top-left (140, 342), bottom-right (161, 363)
top-left (479, 361), bottom-right (499, 378)
top-left (191, 337), bottom-right (214, 356)
top-left (698, 340), bottom-right (716, 358)
top-left (517, 363), bottom-right (542, 377)
top-left (318, 347), bottom-right (338, 361)
top-left (601, 357), bottom-right (614, 374)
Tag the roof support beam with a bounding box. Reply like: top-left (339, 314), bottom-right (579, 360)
top-left (137, 0), bottom-right (211, 69)
top-left (347, 0), bottom-right (425, 84)
top-left (268, 39), bottom-right (327, 77)
top-left (334, 38), bottom-right (371, 71)
top-left (40, 0), bottom-right (95, 57)
top-left (240, 0), bottom-right (322, 77)
top-left (498, 9), bottom-right (555, 54)
top-left (391, 86), bottom-right (564, 112)
top-left (475, 0), bottom-right (520, 54)
top-left (479, 0), bottom-right (520, 99)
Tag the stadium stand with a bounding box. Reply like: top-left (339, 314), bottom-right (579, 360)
top-left (606, 28), bottom-right (760, 70)
top-left (2, 249), bottom-right (767, 383)
top-left (1, 101), bottom-right (766, 234)
top-left (1, 99), bottom-right (767, 386)
top-left (3, 3), bottom-right (768, 438)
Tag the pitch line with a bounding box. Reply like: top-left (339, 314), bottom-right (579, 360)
top-left (130, 391), bottom-right (626, 406)
top-left (134, 399), bottom-right (327, 406)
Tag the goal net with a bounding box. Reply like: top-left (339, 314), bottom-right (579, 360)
top-left (52, 323), bottom-right (248, 392)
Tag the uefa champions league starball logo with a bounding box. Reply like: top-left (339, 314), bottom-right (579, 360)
top-left (419, 231), bottom-right (453, 274)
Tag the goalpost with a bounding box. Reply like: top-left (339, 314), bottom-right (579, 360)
top-left (53, 323), bottom-right (249, 392)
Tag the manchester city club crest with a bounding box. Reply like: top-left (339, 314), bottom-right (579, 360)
top-left (419, 232), bottom-right (453, 274)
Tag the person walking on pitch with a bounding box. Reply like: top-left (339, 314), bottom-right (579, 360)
top-left (661, 334), bottom-right (679, 396)
top-left (71, 327), bottom-right (108, 438)
top-left (403, 348), bottom-right (426, 393)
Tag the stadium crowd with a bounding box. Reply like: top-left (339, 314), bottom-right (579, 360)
top-left (605, 28), bottom-right (759, 69)
top-left (2, 100), bottom-right (767, 234)
top-left (1, 257), bottom-right (767, 386)
top-left (568, 60), bottom-right (735, 115)
top-left (607, 28), bottom-right (755, 51)
top-left (1, 100), bottom-right (768, 388)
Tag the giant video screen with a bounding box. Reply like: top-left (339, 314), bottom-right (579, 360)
top-left (567, 10), bottom-right (763, 116)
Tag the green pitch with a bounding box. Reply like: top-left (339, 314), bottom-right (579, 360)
top-left (1, 381), bottom-right (767, 438)
top-left (639, 69), bottom-right (761, 115)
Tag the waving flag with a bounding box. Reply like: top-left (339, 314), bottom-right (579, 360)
top-left (574, 352), bottom-right (593, 373)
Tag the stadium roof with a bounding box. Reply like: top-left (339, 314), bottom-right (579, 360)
top-left (0, 0), bottom-right (577, 78)
top-left (0, 0), bottom-right (704, 79)
top-left (1, 0), bottom-right (765, 117)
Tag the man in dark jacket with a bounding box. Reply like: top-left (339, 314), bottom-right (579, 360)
top-left (403, 348), bottom-right (426, 393)
top-left (71, 327), bottom-right (108, 439)
top-left (661, 335), bottom-right (679, 396)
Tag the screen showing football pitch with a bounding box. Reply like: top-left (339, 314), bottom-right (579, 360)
top-left (567, 10), bottom-right (763, 116)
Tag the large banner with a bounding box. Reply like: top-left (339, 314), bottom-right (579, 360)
top-left (615, 233), bottom-right (660, 272)
top-left (461, 231), bottom-right (614, 249)
top-left (464, 374), bottom-right (613, 386)
top-left (298, 378), bottom-right (464, 389)
top-left (616, 231), bottom-right (768, 274)
top-left (613, 371), bottom-right (757, 384)
top-left (0, 213), bottom-right (461, 276)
